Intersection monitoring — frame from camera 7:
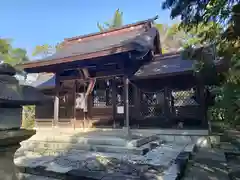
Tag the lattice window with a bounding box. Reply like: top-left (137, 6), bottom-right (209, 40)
top-left (140, 90), bottom-right (164, 118)
top-left (93, 79), bottom-right (112, 107)
top-left (172, 89), bottom-right (198, 107)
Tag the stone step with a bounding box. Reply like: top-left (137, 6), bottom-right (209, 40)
top-left (21, 134), bottom-right (161, 151)
top-left (24, 135), bottom-right (129, 147)
top-left (19, 141), bottom-right (148, 155)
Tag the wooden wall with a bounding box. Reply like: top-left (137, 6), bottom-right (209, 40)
top-left (34, 75), bottom-right (207, 129)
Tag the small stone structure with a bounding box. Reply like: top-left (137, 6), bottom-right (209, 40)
top-left (0, 63), bottom-right (49, 180)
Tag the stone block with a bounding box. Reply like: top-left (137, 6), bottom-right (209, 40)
top-left (158, 135), bottom-right (175, 142)
top-left (18, 173), bottom-right (61, 180)
top-left (44, 162), bottom-right (73, 173)
top-left (185, 161), bottom-right (229, 180)
top-left (195, 136), bottom-right (212, 148)
top-left (0, 108), bottom-right (22, 130)
top-left (67, 169), bottom-right (105, 180)
top-left (76, 136), bottom-right (128, 147)
top-left (150, 141), bottom-right (161, 150)
top-left (209, 135), bottom-right (220, 145)
top-left (14, 155), bottom-right (56, 168)
top-left (194, 149), bottom-right (227, 162)
top-left (184, 144), bottom-right (196, 153)
top-left (127, 135), bottom-right (159, 148)
top-left (174, 136), bottom-right (192, 144)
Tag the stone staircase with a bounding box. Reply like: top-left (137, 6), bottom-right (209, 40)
top-left (18, 131), bottom-right (161, 157)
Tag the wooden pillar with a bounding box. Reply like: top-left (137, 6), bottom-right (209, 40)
top-left (53, 73), bottom-right (60, 127)
top-left (72, 80), bottom-right (77, 129)
top-left (164, 87), bottom-right (170, 120)
top-left (198, 82), bottom-right (208, 128)
top-left (112, 77), bottom-right (117, 128)
top-left (123, 76), bottom-right (130, 137)
top-left (133, 85), bottom-right (140, 120)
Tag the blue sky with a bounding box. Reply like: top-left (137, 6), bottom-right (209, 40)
top-left (0, 0), bottom-right (178, 57)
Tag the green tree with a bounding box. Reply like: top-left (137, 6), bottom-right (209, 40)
top-left (32, 44), bottom-right (54, 58)
top-left (155, 23), bottom-right (185, 53)
top-left (32, 43), bottom-right (62, 58)
top-left (162, 0), bottom-right (240, 125)
top-left (0, 38), bottom-right (28, 65)
top-left (97, 9), bottom-right (123, 31)
top-left (22, 106), bottom-right (35, 129)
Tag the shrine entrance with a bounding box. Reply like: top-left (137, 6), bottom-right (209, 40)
top-left (73, 77), bottom-right (126, 129)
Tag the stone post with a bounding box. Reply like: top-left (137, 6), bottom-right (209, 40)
top-left (53, 95), bottom-right (59, 126)
top-left (0, 63), bottom-right (49, 179)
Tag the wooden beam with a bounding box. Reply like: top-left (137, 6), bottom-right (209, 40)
top-left (95, 69), bottom-right (124, 77)
top-left (19, 46), bottom-right (132, 71)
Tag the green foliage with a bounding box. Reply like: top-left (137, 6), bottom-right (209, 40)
top-left (97, 9), bottom-right (123, 31)
top-left (154, 22), bottom-right (221, 53)
top-left (22, 106), bottom-right (35, 129)
top-left (162, 0), bottom-right (240, 126)
top-left (0, 38), bottom-right (29, 66)
top-left (32, 44), bottom-right (54, 58)
top-left (155, 23), bottom-right (185, 53)
top-left (32, 43), bottom-right (62, 58)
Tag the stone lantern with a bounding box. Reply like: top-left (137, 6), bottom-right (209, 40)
top-left (0, 63), bottom-right (50, 180)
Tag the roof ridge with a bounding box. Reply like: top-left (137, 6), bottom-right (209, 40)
top-left (64, 16), bottom-right (158, 42)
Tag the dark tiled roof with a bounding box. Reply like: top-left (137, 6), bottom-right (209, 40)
top-left (0, 83), bottom-right (50, 105)
top-left (134, 52), bottom-right (227, 79)
top-left (20, 26), bottom-right (160, 72)
top-left (18, 16), bottom-right (161, 72)
top-left (30, 53), bottom-right (192, 89)
top-left (64, 16), bottom-right (158, 42)
top-left (43, 28), bottom-right (146, 62)
top-left (30, 73), bottom-right (55, 89)
top-left (30, 52), bottom-right (226, 89)
top-left (134, 53), bottom-right (194, 78)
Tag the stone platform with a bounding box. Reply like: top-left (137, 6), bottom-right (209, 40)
top-left (15, 143), bottom-right (193, 180)
top-left (14, 129), bottom-right (201, 180)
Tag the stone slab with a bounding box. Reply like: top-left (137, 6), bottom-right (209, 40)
top-left (194, 149), bottom-right (227, 162)
top-left (0, 129), bottom-right (36, 146)
top-left (14, 155), bottom-right (56, 168)
top-left (44, 162), bottom-right (73, 173)
top-left (18, 173), bottom-right (61, 180)
top-left (127, 135), bottom-right (159, 147)
top-left (173, 136), bottom-right (192, 144)
top-left (20, 140), bottom-right (147, 155)
top-left (67, 169), bottom-right (106, 180)
top-left (184, 144), bottom-right (196, 153)
top-left (183, 162), bottom-right (229, 180)
top-left (183, 148), bottom-right (229, 180)
top-left (144, 143), bottom-right (187, 167)
top-left (221, 142), bottom-right (240, 153)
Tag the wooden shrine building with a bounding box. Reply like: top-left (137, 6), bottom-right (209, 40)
top-left (19, 17), bottom-right (226, 130)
